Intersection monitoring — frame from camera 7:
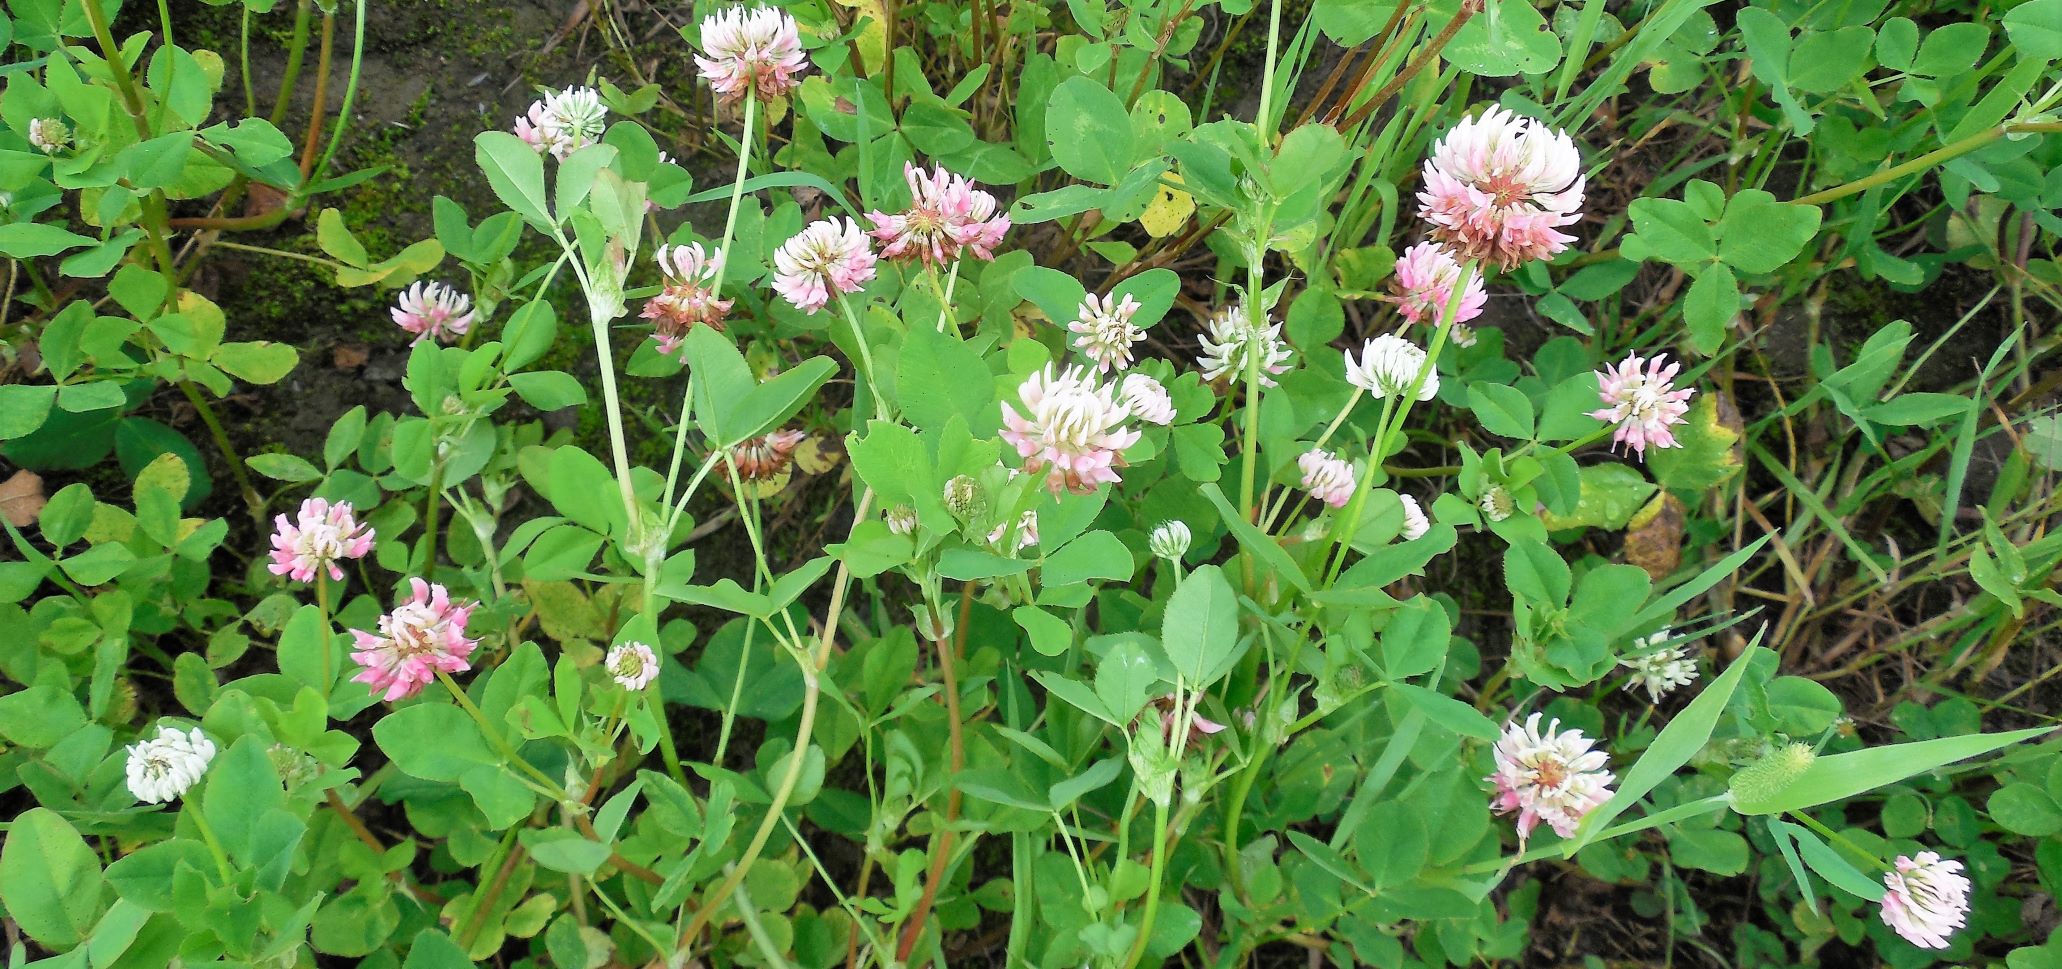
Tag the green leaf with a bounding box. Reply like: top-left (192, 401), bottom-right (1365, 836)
top-left (1161, 564), bottom-right (1240, 687)
top-left (247, 452), bottom-right (322, 482)
top-left (1198, 483), bottom-right (1311, 592)
top-left (1538, 463), bottom-right (1657, 531)
top-left (1094, 637), bottom-right (1161, 723)
top-left (509, 371), bottom-right (588, 410)
top-left (2006, 0), bottom-right (2062, 58)
top-left (1764, 676), bottom-right (1843, 734)
top-left (212, 341), bottom-right (300, 384)
top-left (731, 357), bottom-right (839, 443)
top-left (1570, 643), bottom-right (1764, 850)
top-left (1715, 190), bottom-right (1822, 274)
top-left (1013, 605), bottom-right (1074, 657)
top-left (1045, 76), bottom-right (1134, 184)
top-left (1389, 683), bottom-right (1498, 741)
top-left (1040, 530), bottom-right (1134, 587)
top-left (474, 131), bottom-right (553, 228)
top-left (1732, 727), bottom-right (2056, 815)
top-left (1467, 383), bottom-right (1535, 439)
top-left (402, 929), bottom-right (476, 969)
top-left (519, 829), bottom-right (611, 875)
top-left (0, 808), bottom-right (104, 948)
top-left (1444, 0), bottom-right (1561, 76)
top-left (1989, 783), bottom-right (2062, 836)
top-left (897, 328), bottom-right (996, 435)
top-left (1771, 819), bottom-right (1885, 901)
top-left (0, 222), bottom-right (95, 258)
top-left (1379, 596), bottom-right (1451, 679)
top-left (502, 301), bottom-right (559, 371)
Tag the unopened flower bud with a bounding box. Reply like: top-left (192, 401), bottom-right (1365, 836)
top-left (28, 117), bottom-right (70, 153)
top-left (943, 475), bottom-right (984, 520)
top-left (1148, 520), bottom-right (1191, 562)
top-left (1479, 486), bottom-right (1514, 522)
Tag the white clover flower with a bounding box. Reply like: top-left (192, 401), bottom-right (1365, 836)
top-left (1298, 448), bottom-right (1356, 508)
top-left (1487, 713), bottom-right (1615, 842)
top-left (1000, 366), bottom-right (1142, 495)
top-left (988, 510), bottom-right (1038, 553)
top-left (1344, 334), bottom-right (1437, 401)
top-left (1417, 105), bottom-right (1586, 270)
top-left (1398, 494), bottom-right (1430, 541)
top-left (1880, 851), bottom-right (1971, 949)
top-left (1619, 630), bottom-right (1698, 703)
top-left (28, 117), bottom-right (70, 153)
top-left (515, 86), bottom-right (608, 159)
top-left (126, 725), bottom-right (217, 804)
top-left (1197, 301), bottom-right (1292, 386)
top-left (1120, 373), bottom-right (1176, 426)
top-left (1069, 293), bottom-right (1146, 372)
top-left (1148, 521), bottom-right (1191, 562)
top-left (606, 641), bottom-right (661, 691)
top-left (885, 505), bottom-right (918, 536)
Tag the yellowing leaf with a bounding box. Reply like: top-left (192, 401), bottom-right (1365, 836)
top-left (829, 0), bottom-right (888, 74)
top-left (1139, 173), bottom-right (1194, 238)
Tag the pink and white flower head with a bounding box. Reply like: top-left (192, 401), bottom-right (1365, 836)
top-left (1344, 334), bottom-right (1438, 401)
top-left (1000, 365), bottom-right (1142, 495)
top-left (642, 243), bottom-right (733, 354)
top-left (1880, 852), bottom-right (1971, 949)
top-left (1417, 106), bottom-right (1585, 270)
top-left (730, 428), bottom-right (807, 482)
top-left (1587, 352), bottom-right (1695, 459)
top-left (989, 510), bottom-right (1039, 552)
top-left (1393, 241), bottom-right (1488, 326)
top-left (1398, 494), bottom-right (1430, 540)
top-left (1298, 447), bottom-right (1356, 508)
top-left (28, 117), bottom-right (70, 153)
top-left (392, 281), bottom-right (475, 345)
top-left (1488, 712), bottom-right (1616, 842)
top-left (867, 163), bottom-right (1011, 266)
top-left (772, 218), bottom-right (877, 314)
top-left (1197, 301), bottom-right (1293, 387)
top-left (1069, 293), bottom-right (1145, 372)
top-left (606, 642), bottom-right (661, 691)
top-left (694, 6), bottom-right (808, 105)
top-left (1120, 373), bottom-right (1176, 426)
top-left (514, 86), bottom-right (608, 159)
top-left (349, 579), bottom-right (480, 702)
top-left (268, 498), bottom-right (374, 584)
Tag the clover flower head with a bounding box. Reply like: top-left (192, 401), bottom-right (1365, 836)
top-left (268, 497), bottom-right (374, 584)
top-left (731, 428), bottom-right (807, 482)
top-left (126, 724), bottom-right (216, 804)
top-left (1880, 852), bottom-right (1971, 950)
top-left (607, 641), bottom-right (661, 690)
top-left (349, 578), bottom-right (480, 702)
top-left (1069, 293), bottom-right (1145, 372)
top-left (773, 218), bottom-right (877, 314)
top-left (885, 505), bottom-right (919, 536)
top-left (1488, 713), bottom-right (1615, 842)
top-left (1344, 334), bottom-right (1438, 401)
top-left (642, 243), bottom-right (733, 354)
top-left (28, 117), bottom-right (70, 153)
top-left (988, 509), bottom-right (1039, 552)
top-left (999, 365), bottom-right (1142, 495)
top-left (1479, 485), bottom-right (1515, 522)
top-left (1148, 694), bottom-right (1228, 750)
top-left (1197, 301), bottom-right (1292, 386)
top-left (695, 6), bottom-right (808, 104)
top-left (1148, 520), bottom-right (1192, 562)
top-left (1393, 241), bottom-right (1488, 326)
top-left (1298, 447), bottom-right (1356, 509)
top-left (1587, 352), bottom-right (1696, 459)
top-left (1398, 494), bottom-right (1430, 541)
top-left (867, 163), bottom-right (1011, 266)
top-left (392, 281), bottom-right (475, 345)
top-left (1619, 630), bottom-right (1699, 703)
top-left (1120, 373), bottom-right (1176, 426)
top-left (1417, 106), bottom-right (1585, 270)
top-left (515, 86), bottom-right (607, 159)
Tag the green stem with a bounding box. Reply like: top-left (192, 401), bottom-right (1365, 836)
top-left (933, 259), bottom-right (962, 333)
top-left (1795, 122), bottom-right (2062, 207)
top-left (315, 574), bottom-right (333, 691)
top-left (176, 381), bottom-right (265, 523)
top-left (1253, 0), bottom-right (1285, 139)
top-left (185, 805), bottom-right (237, 881)
top-left (1119, 798), bottom-right (1173, 969)
top-left (302, 0), bottom-right (367, 191)
top-left (837, 293), bottom-right (890, 420)
top-left (660, 95), bottom-right (755, 521)
top-left (270, 1), bottom-right (314, 126)
top-left (1792, 810), bottom-right (1890, 871)
top-left (436, 671), bottom-right (565, 795)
